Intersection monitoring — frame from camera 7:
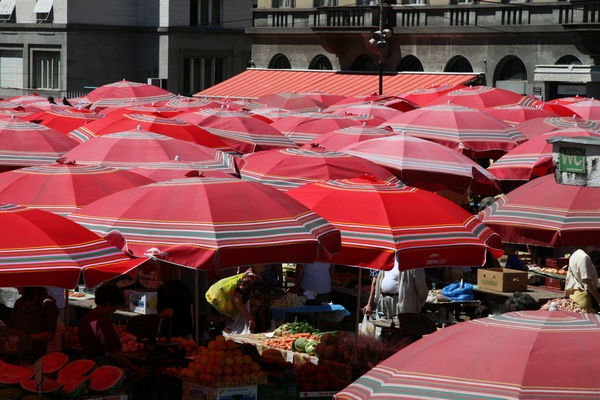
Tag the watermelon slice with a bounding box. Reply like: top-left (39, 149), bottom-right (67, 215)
top-left (0, 364), bottom-right (35, 388)
top-left (57, 359), bottom-right (97, 380)
top-left (20, 378), bottom-right (63, 397)
top-left (58, 375), bottom-right (91, 398)
top-left (40, 352), bottom-right (70, 378)
top-left (88, 365), bottom-right (125, 395)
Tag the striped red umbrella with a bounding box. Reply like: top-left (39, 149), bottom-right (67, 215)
top-left (99, 104), bottom-right (185, 118)
top-left (79, 79), bottom-right (176, 110)
top-left (383, 104), bottom-right (528, 160)
top-left (0, 158), bottom-right (153, 216)
top-left (129, 160), bottom-right (236, 182)
top-left (178, 109), bottom-right (297, 154)
top-left (271, 112), bottom-right (364, 145)
top-left (514, 116), bottom-right (600, 139)
top-left (63, 128), bottom-right (237, 172)
top-left (153, 95), bottom-right (223, 111)
top-left (23, 108), bottom-right (105, 135)
top-left (255, 92), bottom-right (328, 112)
top-left (518, 97), bottom-right (579, 118)
top-left (396, 84), bottom-right (462, 107)
top-left (478, 174), bottom-right (600, 247)
top-left (331, 102), bottom-right (405, 121)
top-left (286, 177), bottom-right (502, 270)
top-left (0, 115), bottom-right (78, 168)
top-left (237, 147), bottom-right (401, 191)
top-left (301, 125), bottom-right (395, 151)
top-left (548, 95), bottom-right (591, 105)
top-left (248, 107), bottom-right (298, 122)
top-left (335, 308), bottom-right (600, 400)
top-left (68, 177), bottom-right (341, 271)
top-left (340, 134), bottom-right (502, 195)
top-left (0, 203), bottom-right (146, 288)
top-left (67, 112), bottom-right (234, 153)
top-left (429, 85), bottom-right (527, 109)
top-left (488, 127), bottom-right (600, 185)
top-left (482, 104), bottom-right (559, 126)
top-left (563, 99), bottom-right (600, 121)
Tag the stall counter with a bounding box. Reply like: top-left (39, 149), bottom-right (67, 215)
top-left (228, 333), bottom-right (318, 365)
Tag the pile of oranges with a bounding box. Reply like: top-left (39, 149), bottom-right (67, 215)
top-left (178, 335), bottom-right (264, 385)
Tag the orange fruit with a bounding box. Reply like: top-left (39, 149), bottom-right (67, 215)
top-left (224, 356), bottom-right (234, 366)
top-left (232, 374), bottom-right (242, 382)
top-left (233, 349), bottom-right (243, 357)
top-left (232, 365), bottom-right (243, 375)
top-left (250, 362), bottom-right (260, 373)
top-left (234, 355), bottom-right (244, 366)
top-left (215, 335), bottom-right (226, 343)
top-left (223, 365), bottom-right (233, 376)
top-left (242, 355), bottom-right (252, 365)
top-left (213, 365), bottom-right (223, 376)
top-left (225, 339), bottom-right (238, 350)
top-left (242, 365), bottom-right (250, 374)
top-left (223, 374), bottom-right (233, 382)
top-left (207, 341), bottom-right (215, 350)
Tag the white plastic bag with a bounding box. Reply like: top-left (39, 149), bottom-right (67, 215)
top-left (359, 314), bottom-right (377, 338)
top-left (223, 301), bottom-right (251, 335)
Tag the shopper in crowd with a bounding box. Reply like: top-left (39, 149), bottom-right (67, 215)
top-left (78, 283), bottom-right (138, 371)
top-left (504, 292), bottom-right (539, 312)
top-left (156, 262), bottom-right (194, 340)
top-left (224, 269), bottom-right (260, 334)
top-left (565, 245), bottom-right (600, 313)
top-left (291, 262), bottom-right (334, 303)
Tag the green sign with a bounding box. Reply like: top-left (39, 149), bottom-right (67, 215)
top-left (559, 146), bottom-right (586, 173)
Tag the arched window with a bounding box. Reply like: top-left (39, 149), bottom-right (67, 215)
top-left (444, 56), bottom-right (473, 73)
top-left (268, 53), bottom-right (291, 69)
top-left (352, 55), bottom-right (377, 72)
top-left (308, 55), bottom-right (333, 70)
top-left (396, 55), bottom-right (424, 72)
top-left (493, 56), bottom-right (527, 83)
top-left (555, 55), bottom-right (583, 65)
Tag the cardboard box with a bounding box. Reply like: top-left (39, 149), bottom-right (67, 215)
top-left (182, 381), bottom-right (258, 400)
top-left (129, 289), bottom-right (158, 315)
top-left (258, 382), bottom-right (299, 400)
top-left (299, 391), bottom-right (337, 399)
top-left (477, 268), bottom-right (528, 292)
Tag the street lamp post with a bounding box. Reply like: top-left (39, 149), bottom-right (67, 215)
top-left (369, 1), bottom-right (391, 95)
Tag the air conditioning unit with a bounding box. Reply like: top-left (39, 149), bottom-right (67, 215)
top-left (147, 78), bottom-right (168, 89)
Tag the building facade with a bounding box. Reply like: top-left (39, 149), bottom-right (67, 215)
top-left (0, 0), bottom-right (253, 99)
top-left (247, 0), bottom-right (600, 100)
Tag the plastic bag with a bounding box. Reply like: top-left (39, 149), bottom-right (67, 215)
top-left (205, 272), bottom-right (246, 318)
top-left (358, 315), bottom-right (378, 338)
top-left (442, 281), bottom-right (474, 301)
top-left (223, 301), bottom-right (252, 335)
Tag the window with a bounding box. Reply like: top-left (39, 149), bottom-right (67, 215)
top-left (0, 50), bottom-right (23, 88)
top-left (33, 0), bottom-right (53, 23)
top-left (0, 0), bottom-right (16, 22)
top-left (183, 57), bottom-right (224, 95)
top-left (313, 0), bottom-right (337, 6)
top-left (396, 55), bottom-right (424, 72)
top-left (268, 54), bottom-right (291, 69)
top-left (272, 0), bottom-right (295, 8)
top-left (444, 56), bottom-right (473, 73)
top-left (190, 0), bottom-right (221, 27)
top-left (308, 55), bottom-right (333, 70)
top-left (32, 51), bottom-right (60, 89)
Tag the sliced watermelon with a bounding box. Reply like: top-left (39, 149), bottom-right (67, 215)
top-left (39, 352), bottom-right (70, 378)
top-left (0, 387), bottom-right (25, 399)
top-left (20, 378), bottom-right (63, 397)
top-left (57, 359), bottom-right (97, 380)
top-left (58, 375), bottom-right (90, 398)
top-left (88, 365), bottom-right (125, 395)
top-left (0, 365), bottom-right (35, 388)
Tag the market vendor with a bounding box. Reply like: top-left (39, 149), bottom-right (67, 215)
top-left (565, 246), bottom-right (600, 313)
top-left (290, 262), bottom-right (334, 303)
top-left (156, 262), bottom-right (194, 340)
top-left (78, 283), bottom-right (139, 371)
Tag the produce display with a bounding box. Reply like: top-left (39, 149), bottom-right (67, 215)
top-left (273, 319), bottom-right (320, 336)
top-left (294, 362), bottom-right (348, 392)
top-left (541, 298), bottom-right (585, 312)
top-left (269, 292), bottom-right (304, 308)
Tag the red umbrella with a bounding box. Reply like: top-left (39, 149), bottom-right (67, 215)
top-left (335, 308), bottom-right (600, 399)
top-left (483, 104), bottom-right (559, 126)
top-left (383, 104), bottom-right (527, 160)
top-left (255, 92), bottom-right (328, 112)
top-left (23, 108), bottom-right (105, 135)
top-left (298, 91), bottom-right (348, 107)
top-left (178, 109), bottom-right (297, 154)
top-left (0, 203), bottom-right (146, 288)
top-left (563, 99), bottom-right (600, 121)
top-left (488, 127), bottom-right (600, 184)
top-left (248, 107), bottom-right (298, 122)
top-left (6, 94), bottom-right (46, 105)
top-left (271, 112), bottom-right (364, 145)
top-left (331, 102), bottom-right (405, 121)
top-left (286, 177), bottom-right (502, 270)
top-left (301, 125), bottom-right (395, 151)
top-left (237, 147), bottom-right (401, 191)
top-left (514, 116), bottom-right (600, 139)
top-left (340, 134), bottom-right (502, 195)
top-left (548, 95), bottom-right (591, 105)
top-left (0, 110), bottom-right (34, 119)
top-left (153, 95), bottom-right (223, 111)
top-left (129, 160), bottom-right (236, 182)
top-left (330, 94), bottom-right (398, 108)
top-left (478, 174), bottom-right (600, 247)
top-left (68, 177), bottom-right (341, 270)
top-left (99, 104), bottom-right (185, 118)
top-left (80, 79), bottom-right (176, 110)
top-left (63, 128), bottom-right (237, 172)
top-left (0, 115), bottom-right (78, 168)
top-left (67, 112), bottom-right (235, 153)
top-left (429, 85), bottom-right (527, 109)
top-left (0, 101), bottom-right (29, 112)
top-left (382, 97), bottom-right (420, 113)
top-left (518, 97), bottom-right (579, 118)
top-left (396, 84), bottom-right (462, 107)
top-left (0, 158), bottom-right (154, 216)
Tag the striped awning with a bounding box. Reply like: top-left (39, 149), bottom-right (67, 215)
top-left (195, 69), bottom-right (480, 100)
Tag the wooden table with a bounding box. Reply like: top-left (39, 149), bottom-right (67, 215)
top-left (473, 285), bottom-right (564, 305)
top-left (67, 297), bottom-right (140, 318)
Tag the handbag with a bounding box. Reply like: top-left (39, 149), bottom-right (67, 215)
top-left (569, 271), bottom-right (599, 312)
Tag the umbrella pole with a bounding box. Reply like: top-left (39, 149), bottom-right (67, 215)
top-left (354, 268), bottom-right (362, 377)
top-left (195, 269), bottom-right (200, 351)
top-left (63, 289), bottom-right (69, 352)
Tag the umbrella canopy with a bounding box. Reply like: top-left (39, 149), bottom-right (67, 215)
top-left (178, 109), bottom-right (297, 154)
top-left (301, 125), bottom-right (396, 151)
top-left (331, 102), bottom-right (405, 121)
top-left (563, 99), bottom-right (600, 121)
top-left (0, 203), bottom-right (146, 288)
top-left (99, 104), bottom-right (185, 118)
top-left (129, 160), bottom-right (235, 182)
top-left (483, 104), bottom-right (559, 126)
top-left (517, 97), bottom-right (579, 118)
top-left (23, 108), bottom-right (105, 135)
top-left (236, 147), bottom-right (401, 191)
top-left (478, 174), bottom-right (600, 247)
top-left (67, 112), bottom-right (234, 153)
top-left (0, 158), bottom-right (154, 216)
top-left (255, 92), bottom-right (328, 112)
top-left (514, 116), bottom-right (600, 139)
top-left (335, 308), bottom-right (600, 400)
top-left (429, 85), bottom-right (527, 109)
top-left (248, 107), bottom-right (298, 122)
top-left (488, 127), bottom-right (600, 184)
top-left (6, 94), bottom-right (47, 105)
top-left (0, 115), bottom-right (78, 168)
top-left (79, 79), bottom-right (176, 110)
top-left (381, 98), bottom-right (420, 113)
top-left (286, 178), bottom-right (503, 270)
top-left (68, 177), bottom-right (341, 270)
top-left (548, 95), bottom-right (591, 105)
top-left (298, 91), bottom-right (348, 107)
top-left (340, 134), bottom-right (502, 195)
top-left (154, 95), bottom-right (223, 111)
top-left (396, 84), bottom-right (462, 107)
top-left (63, 128), bottom-right (237, 172)
top-left (271, 112), bottom-right (364, 145)
top-left (383, 104), bottom-right (527, 160)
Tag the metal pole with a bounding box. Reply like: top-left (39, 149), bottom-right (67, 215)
top-left (378, 58), bottom-right (383, 96)
top-left (378, 0), bottom-right (384, 96)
